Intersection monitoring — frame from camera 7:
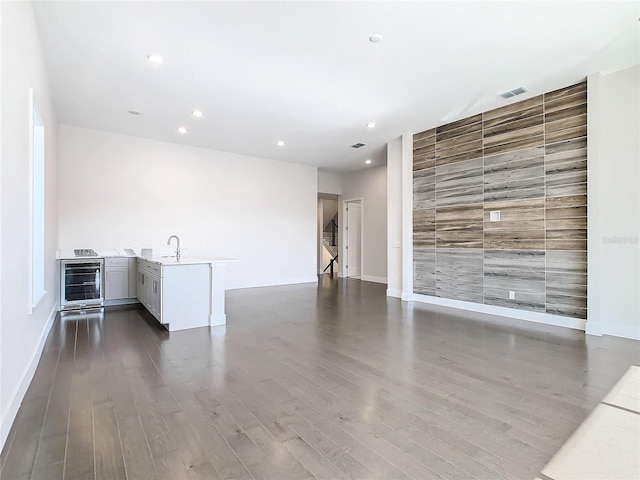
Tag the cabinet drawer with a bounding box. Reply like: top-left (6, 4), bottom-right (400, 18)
top-left (105, 257), bottom-right (129, 267)
top-left (137, 259), bottom-right (162, 276)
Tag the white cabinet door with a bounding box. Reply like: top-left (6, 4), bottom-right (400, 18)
top-left (128, 258), bottom-right (137, 298)
top-left (105, 266), bottom-right (129, 300)
top-left (149, 274), bottom-right (162, 320)
top-left (137, 268), bottom-right (147, 305)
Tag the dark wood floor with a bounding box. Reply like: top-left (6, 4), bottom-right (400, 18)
top-left (2, 276), bottom-right (639, 480)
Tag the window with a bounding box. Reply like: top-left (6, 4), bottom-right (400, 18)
top-left (29, 88), bottom-right (46, 312)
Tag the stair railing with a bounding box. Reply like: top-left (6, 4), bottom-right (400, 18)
top-left (323, 254), bottom-right (339, 276)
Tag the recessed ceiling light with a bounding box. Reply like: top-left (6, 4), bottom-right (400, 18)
top-left (366, 122), bottom-right (376, 128)
top-left (369, 33), bottom-right (383, 43)
top-left (365, 159), bottom-right (372, 165)
top-left (177, 127), bottom-right (188, 134)
top-left (191, 110), bottom-right (203, 118)
top-left (128, 110), bottom-right (141, 116)
top-left (147, 54), bottom-right (163, 64)
top-left (277, 140), bottom-right (285, 146)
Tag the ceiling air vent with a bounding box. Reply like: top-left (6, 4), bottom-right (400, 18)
top-left (351, 142), bottom-right (366, 149)
top-left (499, 86), bottom-right (528, 99)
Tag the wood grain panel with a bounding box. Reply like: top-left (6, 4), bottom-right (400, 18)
top-left (545, 104), bottom-right (587, 124)
top-left (483, 135), bottom-right (545, 157)
top-left (414, 128), bottom-right (436, 142)
top-left (546, 239), bottom-right (587, 251)
top-left (545, 114), bottom-right (587, 134)
top-left (484, 156), bottom-right (544, 186)
top-left (435, 158), bottom-right (483, 207)
top-left (483, 210), bottom-right (546, 248)
top-left (544, 81), bottom-right (586, 102)
top-left (433, 117), bottom-right (483, 167)
top-left (436, 138), bottom-right (484, 158)
top-left (435, 113), bottom-right (482, 136)
top-left (483, 115), bottom-right (543, 139)
top-left (435, 249), bottom-right (483, 302)
top-left (544, 92), bottom-right (587, 115)
top-left (483, 250), bottom-right (546, 296)
top-left (413, 208), bottom-right (435, 247)
top-left (483, 105), bottom-right (543, 129)
top-left (484, 198), bottom-right (545, 223)
top-left (435, 130), bottom-right (482, 152)
top-left (483, 287), bottom-right (546, 313)
top-left (484, 146), bottom-right (545, 168)
top-left (413, 248), bottom-right (435, 296)
top-left (413, 167), bottom-right (435, 209)
top-left (546, 249), bottom-right (587, 319)
top-left (413, 153), bottom-right (435, 171)
top-left (412, 81), bottom-right (588, 319)
top-left (483, 176), bottom-right (545, 203)
top-left (414, 132), bottom-right (435, 149)
top-left (483, 124), bottom-right (544, 149)
top-left (545, 136), bottom-right (587, 202)
top-left (482, 239), bottom-right (546, 250)
top-left (435, 122), bottom-right (483, 144)
top-left (414, 129), bottom-right (436, 171)
top-left (545, 125), bottom-right (587, 144)
top-left (483, 95), bottom-right (543, 122)
top-left (545, 95), bottom-right (587, 115)
top-left (436, 148), bottom-right (484, 166)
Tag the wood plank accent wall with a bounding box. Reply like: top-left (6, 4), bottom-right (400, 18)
top-left (413, 81), bottom-right (587, 319)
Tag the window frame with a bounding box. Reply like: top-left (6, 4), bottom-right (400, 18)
top-left (28, 88), bottom-right (46, 313)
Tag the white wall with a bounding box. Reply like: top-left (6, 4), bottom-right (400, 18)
top-left (318, 170), bottom-right (343, 195)
top-left (340, 165), bottom-right (387, 283)
top-left (1, 1), bottom-right (59, 449)
top-left (387, 137), bottom-right (403, 297)
top-left (587, 65), bottom-right (640, 340)
top-left (58, 126), bottom-right (317, 289)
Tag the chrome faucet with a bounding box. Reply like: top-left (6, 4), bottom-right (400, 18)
top-left (167, 235), bottom-right (181, 261)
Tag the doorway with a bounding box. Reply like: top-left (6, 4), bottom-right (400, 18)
top-left (318, 194), bottom-right (340, 276)
top-left (344, 199), bottom-right (362, 279)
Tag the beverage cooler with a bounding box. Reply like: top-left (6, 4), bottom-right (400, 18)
top-left (60, 258), bottom-right (104, 310)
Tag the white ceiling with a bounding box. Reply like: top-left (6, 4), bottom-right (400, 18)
top-left (33, 1), bottom-right (639, 172)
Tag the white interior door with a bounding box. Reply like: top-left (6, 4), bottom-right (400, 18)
top-left (346, 202), bottom-right (362, 278)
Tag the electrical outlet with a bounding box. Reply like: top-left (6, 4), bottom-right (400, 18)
top-left (490, 210), bottom-right (501, 222)
top-left (509, 290), bottom-right (516, 300)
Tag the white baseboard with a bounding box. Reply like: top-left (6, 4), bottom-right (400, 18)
top-left (386, 289), bottom-right (402, 298)
top-left (228, 276), bottom-right (319, 290)
top-left (104, 298), bottom-right (138, 307)
top-left (585, 322), bottom-right (604, 336)
top-left (1, 305), bottom-right (57, 451)
top-left (410, 293), bottom-right (587, 331)
top-left (603, 323), bottom-right (640, 341)
top-left (209, 313), bottom-right (226, 327)
top-left (401, 292), bottom-right (413, 301)
top-left (361, 275), bottom-right (387, 284)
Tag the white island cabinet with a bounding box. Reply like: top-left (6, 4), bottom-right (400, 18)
top-left (137, 257), bottom-right (236, 331)
top-left (105, 257), bottom-right (131, 300)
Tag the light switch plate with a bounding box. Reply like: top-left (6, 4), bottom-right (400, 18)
top-left (490, 210), bottom-right (501, 222)
top-left (509, 290), bottom-right (516, 300)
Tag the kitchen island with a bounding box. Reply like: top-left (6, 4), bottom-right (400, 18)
top-left (137, 256), bottom-right (238, 331)
top-left (57, 250), bottom-right (238, 331)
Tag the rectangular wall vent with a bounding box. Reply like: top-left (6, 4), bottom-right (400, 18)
top-left (500, 86), bottom-right (528, 99)
top-left (351, 143), bottom-right (366, 149)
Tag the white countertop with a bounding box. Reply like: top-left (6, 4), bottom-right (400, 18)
top-left (57, 249), bottom-right (136, 259)
top-left (57, 250), bottom-right (239, 265)
top-left (143, 256), bottom-right (240, 266)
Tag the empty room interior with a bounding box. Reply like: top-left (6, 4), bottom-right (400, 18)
top-left (1, 2), bottom-right (639, 479)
